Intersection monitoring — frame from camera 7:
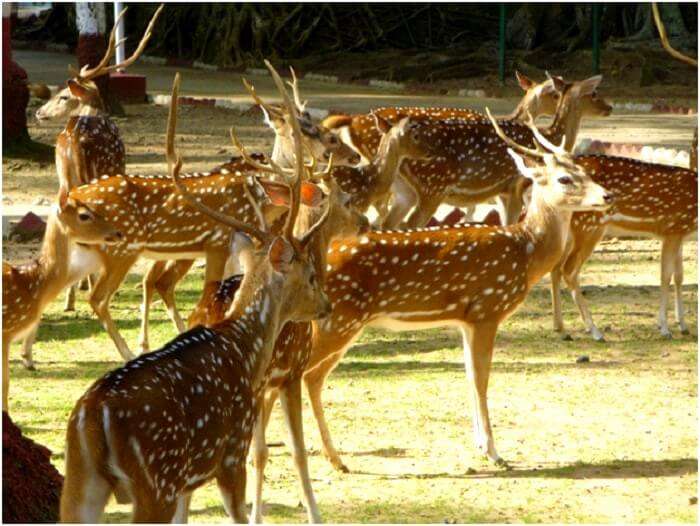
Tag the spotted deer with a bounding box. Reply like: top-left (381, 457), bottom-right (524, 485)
top-left (326, 113), bottom-right (435, 219)
top-left (35, 5), bottom-right (162, 313)
top-left (324, 74), bottom-right (611, 228)
top-left (60, 107), bottom-right (326, 360)
top-left (137, 73), bottom-right (362, 352)
top-left (60, 65), bottom-right (331, 523)
top-left (550, 154), bottom-right (697, 341)
top-left (2, 190), bottom-right (124, 410)
top-left (187, 176), bottom-right (369, 523)
top-left (292, 110), bottom-right (612, 472)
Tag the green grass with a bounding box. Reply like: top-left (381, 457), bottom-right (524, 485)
top-left (7, 239), bottom-right (698, 523)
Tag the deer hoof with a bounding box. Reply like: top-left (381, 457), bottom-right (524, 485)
top-left (560, 333), bottom-right (574, 342)
top-left (494, 457), bottom-right (512, 470)
top-left (22, 361), bottom-right (36, 371)
top-left (681, 328), bottom-right (690, 336)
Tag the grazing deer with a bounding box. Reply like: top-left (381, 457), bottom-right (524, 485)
top-left (188, 176), bottom-right (369, 524)
top-left (35, 5), bottom-right (162, 313)
top-left (2, 190), bottom-right (124, 410)
top-left (323, 74), bottom-right (611, 228)
top-left (60, 65), bottom-right (331, 524)
top-left (295, 110), bottom-right (613, 471)
top-left (550, 154), bottom-right (698, 340)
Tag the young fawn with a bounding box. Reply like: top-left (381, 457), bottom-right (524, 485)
top-left (297, 110), bottom-right (613, 471)
top-left (2, 189), bottom-right (124, 410)
top-left (35, 5), bottom-right (162, 313)
top-left (188, 176), bottom-right (368, 523)
top-left (550, 154), bottom-right (697, 340)
top-left (60, 65), bottom-right (331, 523)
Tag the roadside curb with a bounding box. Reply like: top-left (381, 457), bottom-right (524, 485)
top-left (576, 138), bottom-right (691, 168)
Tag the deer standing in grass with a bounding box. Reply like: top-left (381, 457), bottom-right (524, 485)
top-left (60, 65), bottom-right (331, 523)
top-left (188, 173), bottom-right (368, 523)
top-left (324, 74), bottom-right (611, 228)
top-left (34, 5), bottom-right (162, 315)
top-left (2, 191), bottom-right (124, 410)
top-left (549, 5), bottom-right (698, 341)
top-left (549, 155), bottom-right (697, 340)
top-left (298, 110), bottom-right (613, 471)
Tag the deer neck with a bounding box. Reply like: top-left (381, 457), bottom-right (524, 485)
top-left (519, 189), bottom-right (573, 286)
top-left (504, 92), bottom-right (538, 122)
top-left (545, 97), bottom-right (582, 151)
top-left (77, 100), bottom-right (106, 118)
top-left (30, 216), bottom-right (79, 300)
top-left (371, 131), bottom-right (404, 195)
top-left (226, 270), bottom-right (287, 390)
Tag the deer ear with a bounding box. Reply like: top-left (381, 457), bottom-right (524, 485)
top-left (57, 185), bottom-right (69, 211)
top-left (259, 180), bottom-right (290, 206)
top-left (372, 112), bottom-right (392, 134)
top-left (515, 70), bottom-right (534, 91)
top-left (578, 75), bottom-right (603, 96)
top-left (268, 236), bottom-right (295, 273)
top-left (67, 79), bottom-right (90, 101)
top-left (300, 181), bottom-right (325, 207)
top-left (545, 71), bottom-right (567, 93)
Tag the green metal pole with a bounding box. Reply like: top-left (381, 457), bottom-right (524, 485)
top-left (592, 3), bottom-right (601, 74)
top-left (499, 3), bottom-right (506, 84)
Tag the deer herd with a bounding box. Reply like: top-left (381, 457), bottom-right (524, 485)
top-left (2, 5), bottom-right (698, 524)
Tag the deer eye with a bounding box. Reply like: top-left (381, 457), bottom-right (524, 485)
top-left (60, 96), bottom-right (69, 101)
top-left (78, 212), bottom-right (92, 221)
top-left (309, 274), bottom-right (316, 286)
top-left (558, 176), bottom-right (574, 186)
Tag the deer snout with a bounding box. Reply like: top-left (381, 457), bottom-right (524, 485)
top-left (603, 192), bottom-right (615, 205)
top-left (358, 215), bottom-right (371, 234)
top-left (317, 296), bottom-right (333, 319)
top-left (104, 230), bottom-right (124, 244)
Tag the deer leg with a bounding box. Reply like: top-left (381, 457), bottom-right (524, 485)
top-left (216, 464), bottom-right (248, 523)
top-left (460, 322), bottom-right (503, 467)
top-left (672, 239), bottom-right (689, 335)
top-left (64, 284), bottom-right (77, 311)
top-left (250, 388), bottom-right (279, 524)
top-left (172, 492), bottom-right (192, 524)
top-left (3, 334), bottom-right (11, 411)
top-left (405, 195), bottom-right (441, 228)
top-left (560, 226), bottom-right (605, 341)
top-left (381, 176), bottom-right (417, 229)
top-left (658, 237), bottom-right (679, 339)
top-left (550, 264), bottom-right (566, 334)
top-left (60, 427), bottom-right (112, 523)
top-left (139, 261), bottom-right (166, 354)
top-left (154, 259), bottom-right (194, 334)
top-left (304, 349), bottom-right (352, 473)
top-left (280, 377), bottom-right (322, 524)
top-left (89, 258), bottom-right (137, 361)
top-left (20, 323), bottom-right (38, 370)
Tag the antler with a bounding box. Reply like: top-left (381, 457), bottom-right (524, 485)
top-left (167, 73), bottom-right (269, 243)
top-left (265, 59), bottom-right (304, 242)
top-left (242, 78), bottom-right (285, 120)
top-left (523, 111), bottom-right (568, 155)
top-left (79, 4), bottom-right (164, 81)
top-left (652, 3), bottom-right (698, 68)
top-left (229, 127), bottom-right (289, 178)
top-left (287, 67), bottom-right (307, 113)
top-left (484, 108), bottom-right (545, 159)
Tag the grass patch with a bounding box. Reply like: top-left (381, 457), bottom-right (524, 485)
top-left (6, 239), bottom-right (698, 523)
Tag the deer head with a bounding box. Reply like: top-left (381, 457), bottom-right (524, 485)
top-left (168, 68), bottom-right (331, 322)
top-left (486, 108), bottom-right (614, 213)
top-left (551, 73), bottom-right (612, 119)
top-left (54, 186), bottom-right (124, 245)
top-left (373, 114), bottom-right (435, 162)
top-left (243, 72), bottom-right (361, 166)
top-left (35, 4), bottom-right (163, 122)
top-left (514, 70), bottom-right (565, 117)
